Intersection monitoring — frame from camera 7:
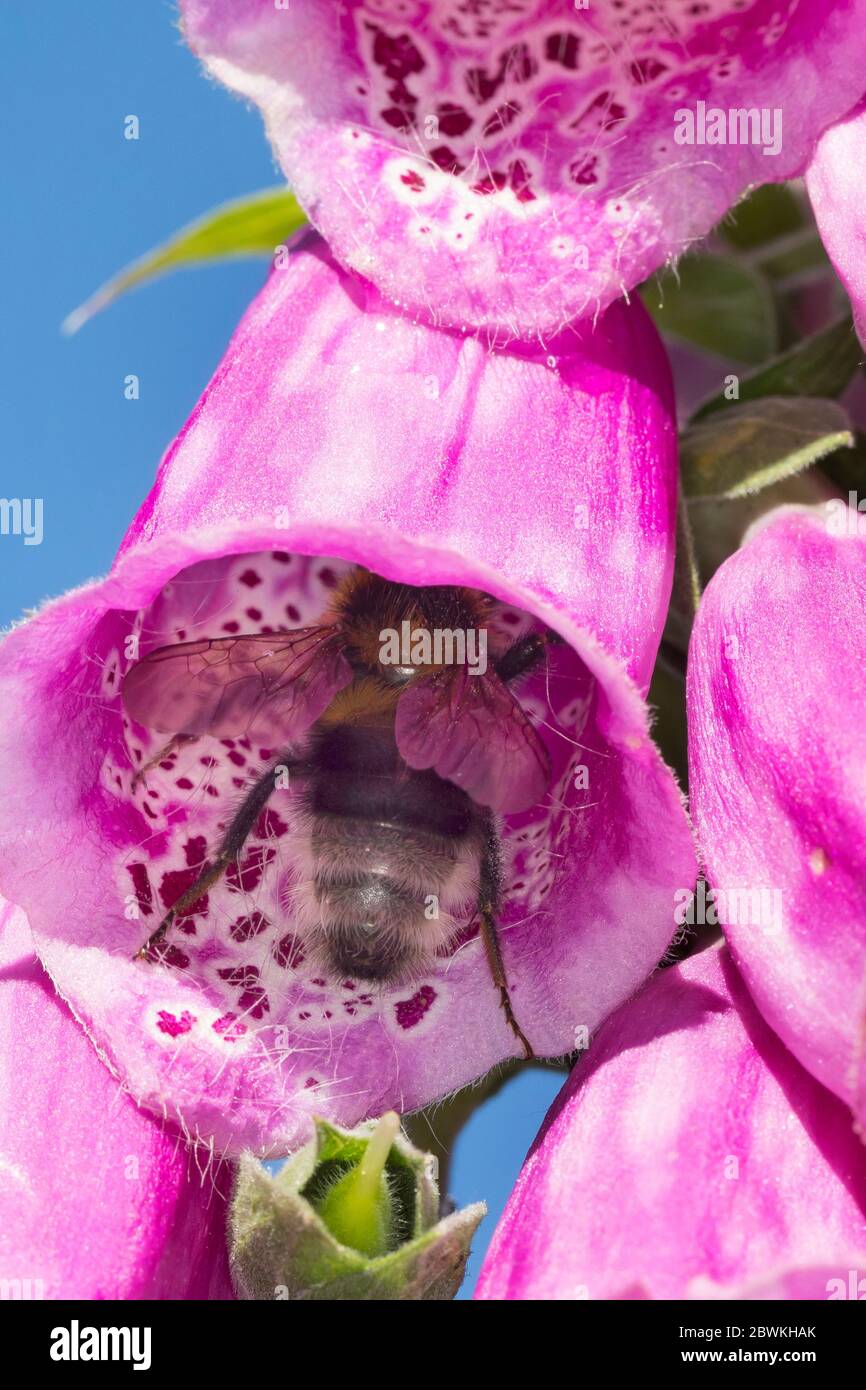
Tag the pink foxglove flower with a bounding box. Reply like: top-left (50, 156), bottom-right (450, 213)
top-left (475, 942), bottom-right (866, 1300)
top-left (181, 0), bottom-right (866, 339)
top-left (688, 506), bottom-right (866, 1132)
top-left (0, 899), bottom-right (233, 1300)
top-left (0, 235), bottom-right (694, 1157)
top-left (807, 97), bottom-right (866, 344)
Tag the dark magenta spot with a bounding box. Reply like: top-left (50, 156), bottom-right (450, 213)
top-left (630, 57), bottom-right (668, 84)
top-left (218, 964), bottom-right (260, 987)
top-left (156, 1009), bottom-right (195, 1038)
top-left (274, 933), bottom-right (305, 969)
top-left (162, 944), bottom-right (190, 969)
top-left (395, 985), bottom-right (436, 1029)
top-left (431, 145), bottom-right (464, 174)
top-left (368, 24), bottom-right (424, 83)
top-left (230, 911), bottom-right (270, 942)
top-left (239, 985), bottom-right (270, 1020)
top-left (570, 153), bottom-right (599, 186)
top-left (400, 169), bottom-right (426, 191)
top-left (127, 863), bottom-right (154, 917)
top-left (437, 101), bottom-right (472, 137)
top-left (545, 31), bottom-right (581, 69)
top-left (483, 100), bottom-right (520, 136)
top-left (226, 845), bottom-right (275, 893)
top-left (159, 864), bottom-right (210, 920)
top-left (238, 568), bottom-right (262, 588)
top-left (213, 1012), bottom-right (247, 1042)
top-left (254, 807), bottom-right (288, 839)
top-left (184, 835), bottom-right (208, 868)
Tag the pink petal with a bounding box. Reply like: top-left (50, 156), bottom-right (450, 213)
top-left (0, 900), bottom-right (233, 1299)
top-left (0, 236), bottom-right (694, 1155)
top-left (476, 942), bottom-right (866, 1300)
top-left (182, 0), bottom-right (866, 339)
top-left (688, 506), bottom-right (866, 1129)
top-left (807, 96), bottom-right (866, 346)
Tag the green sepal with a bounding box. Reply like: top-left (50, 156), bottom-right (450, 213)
top-left (691, 315), bottom-right (861, 420)
top-left (229, 1117), bottom-right (486, 1301)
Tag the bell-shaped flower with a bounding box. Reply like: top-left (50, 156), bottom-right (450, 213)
top-left (0, 899), bottom-right (233, 1299)
top-left (0, 235), bottom-right (694, 1157)
top-left (476, 941), bottom-right (866, 1300)
top-left (181, 0), bottom-right (866, 339)
top-left (688, 505), bottom-right (866, 1132)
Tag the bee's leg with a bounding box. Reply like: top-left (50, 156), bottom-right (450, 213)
top-left (131, 733), bottom-right (198, 790)
top-left (494, 628), bottom-right (562, 687)
top-left (134, 754), bottom-right (303, 962)
top-left (476, 810), bottom-right (534, 1060)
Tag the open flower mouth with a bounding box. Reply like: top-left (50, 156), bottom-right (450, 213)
top-left (106, 550), bottom-right (598, 1065)
top-left (0, 233), bottom-right (693, 1156)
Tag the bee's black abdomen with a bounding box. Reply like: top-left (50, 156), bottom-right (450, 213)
top-left (307, 724), bottom-right (473, 838)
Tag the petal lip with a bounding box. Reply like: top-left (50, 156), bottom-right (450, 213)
top-left (182, 0), bottom-right (866, 338)
top-left (0, 238), bottom-right (694, 1156)
top-left (476, 942), bottom-right (866, 1301)
top-left (0, 900), bottom-right (234, 1300)
top-left (687, 505), bottom-right (866, 1127)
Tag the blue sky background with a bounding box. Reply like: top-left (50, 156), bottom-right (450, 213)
top-left (1, 2), bottom-right (564, 1295)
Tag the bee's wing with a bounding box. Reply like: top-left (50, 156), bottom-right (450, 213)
top-left (394, 666), bottom-right (550, 814)
top-left (122, 627), bottom-right (352, 739)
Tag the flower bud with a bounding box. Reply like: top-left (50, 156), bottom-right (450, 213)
top-left (230, 1114), bottom-right (485, 1301)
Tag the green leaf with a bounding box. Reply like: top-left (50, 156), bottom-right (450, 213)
top-left (681, 396), bottom-right (853, 501)
top-left (641, 253), bottom-right (778, 363)
top-left (691, 315), bottom-right (862, 420)
top-left (749, 229), bottom-right (829, 283)
top-left (663, 496), bottom-right (704, 662)
top-left (63, 187), bottom-right (307, 333)
top-left (719, 183), bottom-right (807, 250)
top-left (820, 430), bottom-right (866, 495)
top-left (648, 658), bottom-right (688, 792)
